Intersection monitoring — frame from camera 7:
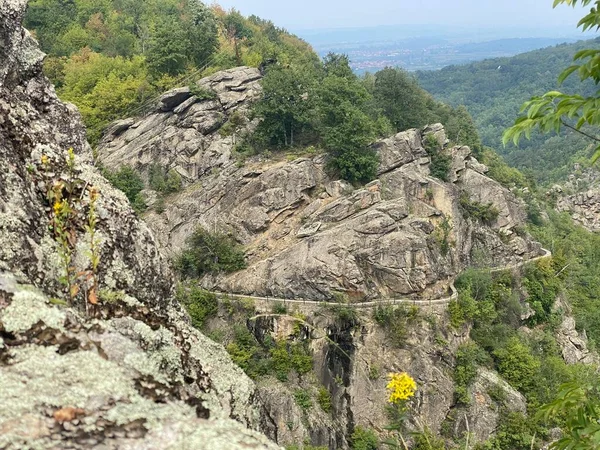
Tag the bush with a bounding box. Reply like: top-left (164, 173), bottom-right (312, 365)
top-left (272, 302), bottom-right (287, 314)
top-left (493, 337), bottom-right (540, 393)
top-left (176, 227), bottom-right (246, 278)
top-left (189, 84), bottom-right (217, 101)
top-left (103, 165), bottom-right (146, 212)
top-left (270, 340), bottom-right (314, 382)
top-left (459, 193), bottom-right (500, 225)
top-left (350, 426), bottom-right (379, 450)
top-left (412, 428), bottom-right (446, 450)
top-left (293, 389), bottom-right (312, 411)
top-left (317, 387), bottom-right (332, 413)
top-left (424, 134), bottom-right (451, 182)
top-left (176, 285), bottom-right (218, 330)
top-left (373, 304), bottom-right (419, 347)
top-left (148, 163), bottom-right (182, 195)
top-left (454, 342), bottom-right (490, 405)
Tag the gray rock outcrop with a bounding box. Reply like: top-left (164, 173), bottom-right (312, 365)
top-left (100, 106), bottom-right (540, 301)
top-left (0, 2), bottom-right (277, 448)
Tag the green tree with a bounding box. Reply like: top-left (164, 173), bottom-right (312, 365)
top-left (504, 0), bottom-right (600, 163)
top-left (146, 18), bottom-right (188, 76)
top-left (372, 67), bottom-right (433, 132)
top-left (493, 337), bottom-right (540, 393)
top-left (316, 68), bottom-right (379, 183)
top-left (176, 226), bottom-right (247, 277)
top-left (223, 10), bottom-right (252, 64)
top-left (538, 380), bottom-right (600, 450)
top-left (253, 65), bottom-right (318, 147)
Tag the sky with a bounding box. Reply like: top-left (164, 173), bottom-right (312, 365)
top-left (213, 0), bottom-right (588, 32)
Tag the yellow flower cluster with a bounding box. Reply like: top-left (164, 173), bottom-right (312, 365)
top-left (387, 372), bottom-right (417, 404)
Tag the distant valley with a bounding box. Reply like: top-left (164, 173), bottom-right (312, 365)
top-left (297, 24), bottom-right (583, 72)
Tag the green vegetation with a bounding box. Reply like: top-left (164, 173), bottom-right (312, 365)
top-left (452, 266), bottom-right (591, 411)
top-left (373, 304), bottom-right (419, 347)
top-left (226, 325), bottom-right (313, 381)
top-left (176, 285), bottom-right (218, 330)
top-left (350, 426), bottom-right (379, 450)
top-left (459, 193), bottom-right (500, 225)
top-left (424, 134), bottom-right (451, 181)
top-left (25, 1), bottom-right (316, 145)
top-left (293, 389), bottom-right (312, 411)
top-left (247, 60), bottom-right (489, 183)
top-left (102, 165), bottom-right (147, 212)
top-left (148, 164), bottom-right (182, 195)
top-left (453, 342), bottom-right (491, 405)
top-left (504, 1), bottom-right (600, 171)
top-left (176, 226), bottom-right (246, 278)
top-left (417, 39), bottom-right (599, 184)
top-left (316, 387), bottom-right (332, 413)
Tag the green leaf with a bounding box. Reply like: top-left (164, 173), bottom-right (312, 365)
top-left (558, 65), bottom-right (580, 84)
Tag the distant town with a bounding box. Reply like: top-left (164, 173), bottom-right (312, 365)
top-left (297, 26), bottom-right (581, 73)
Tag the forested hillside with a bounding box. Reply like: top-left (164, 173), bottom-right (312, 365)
top-left (24, 0), bottom-right (316, 144)
top-left (417, 39), bottom-right (600, 184)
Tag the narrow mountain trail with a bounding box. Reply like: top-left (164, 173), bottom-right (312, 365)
top-left (210, 247), bottom-right (552, 309)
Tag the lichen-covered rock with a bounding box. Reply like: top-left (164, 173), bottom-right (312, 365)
top-left (0, 3), bottom-right (275, 448)
top-left (0, 274), bottom-right (279, 449)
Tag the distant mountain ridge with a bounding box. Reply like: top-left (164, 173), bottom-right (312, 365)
top-left (417, 38), bottom-right (600, 184)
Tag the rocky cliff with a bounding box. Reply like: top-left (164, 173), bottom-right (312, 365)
top-left (552, 166), bottom-right (600, 232)
top-left (94, 66), bottom-right (555, 449)
top-left (0, 2), bottom-right (278, 448)
top-left (99, 71), bottom-right (541, 303)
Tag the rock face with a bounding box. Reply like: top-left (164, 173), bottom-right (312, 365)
top-left (209, 304), bottom-right (527, 450)
top-left (0, 3), bottom-right (276, 449)
top-left (99, 66), bottom-right (262, 185)
top-left (100, 95), bottom-right (540, 301)
top-left (553, 166), bottom-right (600, 232)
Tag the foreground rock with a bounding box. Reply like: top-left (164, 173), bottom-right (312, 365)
top-left (0, 2), bottom-right (276, 448)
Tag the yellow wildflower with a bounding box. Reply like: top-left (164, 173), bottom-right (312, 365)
top-left (53, 201), bottom-right (62, 215)
top-left (41, 154), bottom-right (49, 165)
top-left (387, 372), bottom-right (417, 404)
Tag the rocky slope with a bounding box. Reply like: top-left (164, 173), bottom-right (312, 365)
top-left (551, 166), bottom-right (600, 232)
top-left (99, 72), bottom-right (541, 303)
top-left (0, 2), bottom-right (277, 448)
top-left (95, 65), bottom-right (558, 449)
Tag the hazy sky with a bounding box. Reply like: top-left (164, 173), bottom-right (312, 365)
top-left (214, 0), bottom-right (587, 31)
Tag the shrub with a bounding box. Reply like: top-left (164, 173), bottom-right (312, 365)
top-left (459, 193), bottom-right (500, 225)
top-left (148, 163), bottom-right (182, 195)
top-left (270, 340), bottom-right (313, 381)
top-left (176, 285), bottom-right (218, 330)
top-left (103, 165), bottom-right (146, 212)
top-left (412, 428), bottom-right (446, 450)
top-left (272, 302), bottom-right (287, 314)
top-left (493, 337), bottom-right (540, 393)
top-left (317, 387), bottom-right (332, 413)
top-left (293, 389), bottom-right (312, 411)
top-left (373, 304), bottom-right (419, 347)
top-left (176, 226), bottom-right (246, 277)
top-left (424, 134), bottom-right (451, 182)
top-left (454, 342), bottom-right (490, 405)
top-left (328, 304), bottom-right (359, 324)
top-left (189, 84), bottom-right (217, 101)
top-left (351, 426), bottom-right (379, 450)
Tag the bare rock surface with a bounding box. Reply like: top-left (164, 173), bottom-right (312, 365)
top-left (0, 3), bottom-right (277, 449)
top-left (101, 113), bottom-right (540, 301)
